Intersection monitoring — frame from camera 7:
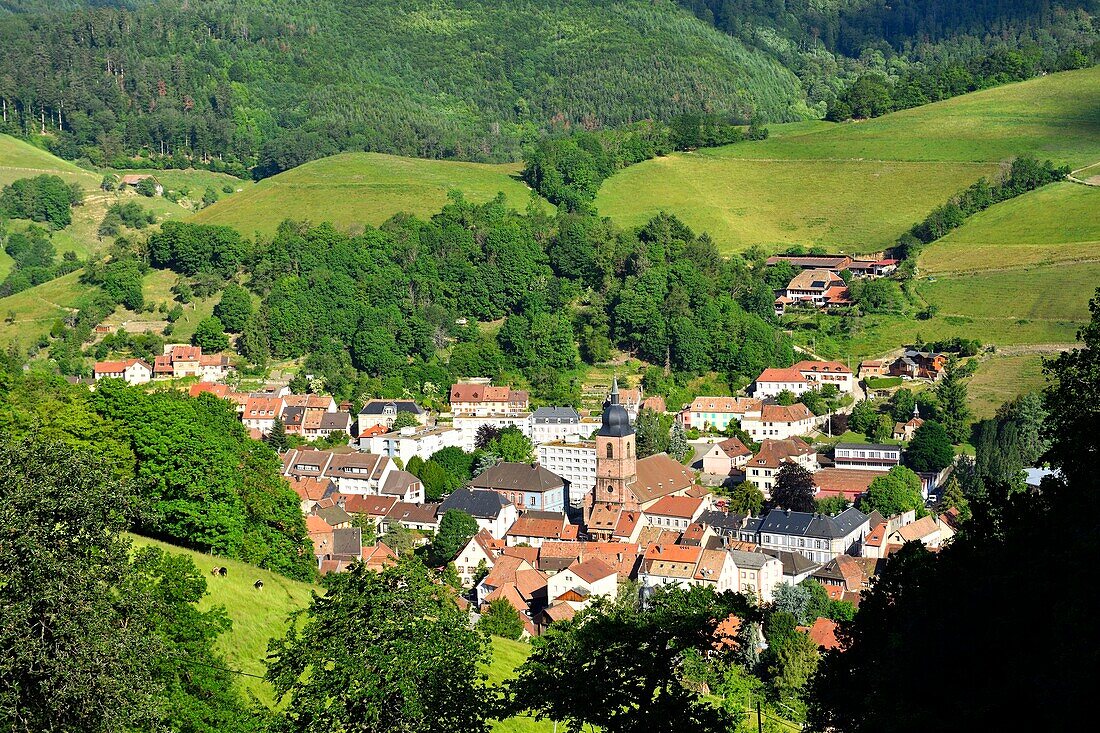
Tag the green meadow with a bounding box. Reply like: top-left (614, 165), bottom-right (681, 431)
top-left (967, 354), bottom-right (1049, 419)
top-left (597, 66), bottom-right (1100, 255)
top-left (195, 152), bottom-right (546, 237)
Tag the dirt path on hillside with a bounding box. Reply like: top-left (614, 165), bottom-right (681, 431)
top-left (1068, 162), bottom-right (1100, 186)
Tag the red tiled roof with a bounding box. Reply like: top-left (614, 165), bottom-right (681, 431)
top-left (803, 617), bottom-right (841, 650)
top-left (716, 437), bottom-right (751, 458)
top-left (189, 382), bottom-right (231, 398)
top-left (567, 557), bottom-right (616, 584)
top-left (864, 522), bottom-right (888, 548)
top-left (754, 367), bottom-right (809, 384)
top-left (646, 495), bottom-right (703, 519)
top-left (306, 515), bottom-right (332, 534)
top-left (687, 396), bottom-right (762, 414)
top-left (760, 403), bottom-right (814, 423)
top-left (792, 360), bottom-right (852, 375)
top-left (633, 453), bottom-right (695, 503)
top-left (506, 514), bottom-right (571, 540)
top-left (813, 468), bottom-right (880, 500)
top-left (749, 438), bottom-right (813, 469)
top-left (94, 358), bottom-right (150, 373)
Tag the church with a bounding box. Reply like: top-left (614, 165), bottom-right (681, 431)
top-left (584, 379), bottom-right (700, 540)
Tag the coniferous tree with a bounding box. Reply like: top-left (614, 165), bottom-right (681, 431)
top-left (936, 358), bottom-right (972, 443)
top-left (266, 416), bottom-right (289, 453)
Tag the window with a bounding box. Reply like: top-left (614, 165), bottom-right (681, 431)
top-left (606, 443), bottom-right (614, 459)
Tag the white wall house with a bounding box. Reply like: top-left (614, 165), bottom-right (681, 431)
top-left (742, 403), bottom-right (819, 440)
top-left (452, 413), bottom-right (531, 452)
top-left (367, 426), bottom-right (463, 465)
top-left (833, 443), bottom-right (901, 471)
top-left (93, 359), bottom-right (152, 385)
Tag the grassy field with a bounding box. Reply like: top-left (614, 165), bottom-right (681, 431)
top-left (0, 269), bottom-right (90, 349)
top-left (127, 535), bottom-right (551, 729)
top-left (194, 152), bottom-right (546, 237)
top-left (0, 134), bottom-right (101, 188)
top-left (919, 182), bottom-right (1100, 274)
top-left (967, 354), bottom-right (1048, 419)
top-left (597, 66), bottom-right (1100, 254)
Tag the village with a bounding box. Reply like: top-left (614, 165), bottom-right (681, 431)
top-left (91, 330), bottom-right (967, 645)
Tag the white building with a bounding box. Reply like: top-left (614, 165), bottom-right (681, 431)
top-left (744, 438), bottom-right (819, 497)
top-left (742, 403), bottom-right (819, 440)
top-left (528, 406), bottom-right (584, 445)
top-left (752, 361), bottom-right (854, 399)
top-left (93, 358), bottom-right (152, 385)
top-left (833, 443), bottom-right (901, 471)
top-left (537, 441), bottom-right (597, 507)
top-left (546, 558), bottom-right (619, 611)
top-left (281, 448), bottom-right (397, 496)
top-left (727, 550), bottom-right (785, 603)
top-left (366, 425), bottom-right (464, 465)
top-left (449, 382), bottom-right (529, 416)
top-left (742, 507), bottom-right (871, 564)
top-left (677, 396), bottom-right (762, 432)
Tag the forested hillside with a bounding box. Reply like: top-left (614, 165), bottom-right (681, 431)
top-left (0, 0), bottom-right (808, 176)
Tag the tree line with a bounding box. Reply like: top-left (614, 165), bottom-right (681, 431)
top-left (113, 199), bottom-right (796, 407)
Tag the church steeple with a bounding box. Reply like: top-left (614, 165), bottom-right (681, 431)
top-left (599, 376), bottom-right (632, 438)
top-left (589, 379), bottom-right (637, 515)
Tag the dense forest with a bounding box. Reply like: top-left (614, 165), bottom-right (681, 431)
top-left (679, 0), bottom-right (1099, 115)
top-left (0, 0), bottom-right (807, 177)
top-left (126, 199), bottom-right (794, 406)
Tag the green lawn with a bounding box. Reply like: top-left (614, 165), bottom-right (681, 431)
top-left (920, 182), bottom-right (1100, 275)
top-left (0, 133), bottom-right (100, 188)
top-left (0, 269), bottom-right (91, 349)
top-left (128, 534), bottom-right (319, 707)
top-left (596, 66), bottom-right (1100, 254)
top-left (967, 354), bottom-right (1048, 419)
top-left (127, 534), bottom-right (553, 728)
top-left (194, 152), bottom-right (548, 237)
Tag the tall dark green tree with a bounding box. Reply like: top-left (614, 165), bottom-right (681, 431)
top-left (429, 509), bottom-right (479, 566)
top-left (267, 558), bottom-right (492, 733)
top-left (770, 463), bottom-right (816, 512)
top-left (935, 358), bottom-right (972, 443)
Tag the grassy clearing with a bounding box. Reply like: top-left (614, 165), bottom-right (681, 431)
top-left (967, 354), bottom-right (1048, 419)
top-left (128, 534), bottom-right (318, 707)
top-left (128, 534), bottom-right (551, 728)
top-left (920, 182), bottom-right (1100, 274)
top-left (598, 155), bottom-right (994, 254)
top-left (194, 152), bottom-right (546, 237)
top-left (102, 268), bottom-right (216, 342)
top-left (597, 67), bottom-right (1100, 254)
top-left (0, 269), bottom-right (90, 350)
top-left (0, 134), bottom-right (100, 187)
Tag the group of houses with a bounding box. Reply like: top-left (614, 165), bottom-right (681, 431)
top-left (93, 344), bottom-right (231, 385)
top-left (860, 349), bottom-right (949, 382)
top-left (766, 253), bottom-right (899, 317)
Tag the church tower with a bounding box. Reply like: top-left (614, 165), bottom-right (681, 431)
top-left (593, 377), bottom-right (637, 508)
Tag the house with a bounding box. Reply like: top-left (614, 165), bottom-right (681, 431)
top-left (702, 437), bottom-right (753, 476)
top-left (760, 548), bottom-right (820, 585)
top-left (538, 541), bottom-right (641, 581)
top-left (641, 395), bottom-right (667, 413)
top-left (833, 443), bottom-right (901, 471)
top-left (307, 514), bottom-right (334, 559)
top-left (536, 441), bottom-right (596, 507)
top-left (744, 438), bottom-right (818, 497)
top-left (93, 358), bottom-right (152, 385)
top-left (468, 462), bottom-right (568, 513)
top-left (289, 477), bottom-right (339, 513)
top-left (812, 468), bottom-right (881, 504)
top-left (365, 425), bottom-right (463, 464)
top-left (386, 502), bottom-right (440, 533)
top-left (281, 447), bottom-right (397, 496)
top-left (642, 495), bottom-right (705, 532)
top-left (616, 386), bottom-right (645, 420)
top-left (697, 510), bottom-right (747, 541)
top-left (380, 470), bottom-right (425, 504)
top-left (813, 553), bottom-right (872, 594)
top-left (861, 521), bottom-right (890, 559)
top-left (439, 488), bottom-right (518, 539)
top-left (357, 399), bottom-right (427, 432)
top-left (452, 413), bottom-right (532, 452)
top-left (454, 529), bottom-right (502, 586)
top-left (859, 360), bottom-right (885, 378)
top-left (728, 549), bottom-right (784, 603)
top-left (360, 542), bottom-right (399, 572)
top-left (118, 173), bottom-right (163, 195)
top-left (765, 254), bottom-right (853, 271)
top-left (847, 258), bottom-right (898, 278)
top-left (449, 382), bottom-right (529, 416)
top-left (640, 544), bottom-right (703, 591)
top-left (780, 269), bottom-right (850, 310)
top-left (476, 555), bottom-right (548, 636)
top-left (153, 344), bottom-right (230, 381)
top-left (505, 511), bottom-right (578, 547)
top-left (298, 411), bottom-right (351, 441)
top-left (677, 396), bottom-right (762, 432)
top-left (284, 393), bottom-right (338, 412)
top-left (752, 360), bottom-right (854, 399)
top-left (528, 407), bottom-right (586, 445)
top-left (243, 396), bottom-right (286, 436)
top-left (546, 558), bottom-right (618, 611)
top-left (893, 406), bottom-right (924, 441)
top-left (746, 507), bottom-right (871, 563)
top-left (886, 514), bottom-right (944, 549)
top-left (313, 503), bottom-right (353, 529)
top-left (800, 617), bottom-right (842, 651)
top-left (693, 549), bottom-right (737, 593)
top-left (742, 403), bottom-right (817, 440)
top-left (341, 494), bottom-right (399, 532)
top-left (888, 350), bottom-right (948, 380)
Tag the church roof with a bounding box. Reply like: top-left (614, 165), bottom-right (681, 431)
top-left (597, 377), bottom-right (633, 438)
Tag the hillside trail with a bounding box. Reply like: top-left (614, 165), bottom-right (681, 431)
top-left (1068, 161), bottom-right (1100, 186)
top-left (923, 253), bottom-right (1100, 277)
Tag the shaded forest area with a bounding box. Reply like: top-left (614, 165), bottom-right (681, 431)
top-left (0, 0), bottom-right (806, 177)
